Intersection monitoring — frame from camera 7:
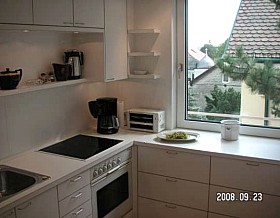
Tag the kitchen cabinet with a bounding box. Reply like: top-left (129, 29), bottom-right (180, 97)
top-left (138, 197), bottom-right (207, 218)
top-left (209, 157), bottom-right (280, 217)
top-left (15, 187), bottom-right (59, 218)
top-left (0, 209), bottom-right (16, 218)
top-left (0, 0), bottom-right (33, 24)
top-left (104, 0), bottom-right (128, 81)
top-left (33, 0), bottom-right (104, 28)
top-left (33, 0), bottom-right (73, 26)
top-left (74, 0), bottom-right (104, 28)
top-left (57, 170), bottom-right (92, 218)
top-left (137, 146), bottom-right (210, 217)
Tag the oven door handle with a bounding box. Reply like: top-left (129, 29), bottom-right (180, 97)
top-left (91, 162), bottom-right (129, 186)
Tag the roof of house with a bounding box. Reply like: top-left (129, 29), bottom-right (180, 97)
top-left (227, 0), bottom-right (280, 59)
top-left (188, 49), bottom-right (205, 61)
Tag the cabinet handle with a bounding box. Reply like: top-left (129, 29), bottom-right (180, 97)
top-left (70, 176), bottom-right (82, 182)
top-left (166, 178), bottom-right (178, 183)
top-left (71, 192), bottom-right (83, 199)
top-left (17, 202), bottom-right (32, 211)
top-left (75, 22), bottom-right (85, 25)
top-left (165, 204), bottom-right (177, 209)
top-left (63, 21), bottom-right (73, 24)
top-left (166, 150), bottom-right (178, 155)
top-left (246, 162), bottom-right (260, 167)
top-left (72, 208), bottom-right (84, 216)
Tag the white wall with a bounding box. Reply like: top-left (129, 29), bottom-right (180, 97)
top-left (0, 31), bottom-right (106, 160)
top-left (106, 0), bottom-right (177, 129)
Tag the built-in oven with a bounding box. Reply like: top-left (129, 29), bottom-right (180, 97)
top-left (91, 148), bottom-right (132, 218)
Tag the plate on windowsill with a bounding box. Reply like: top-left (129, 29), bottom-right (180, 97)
top-left (157, 131), bottom-right (200, 142)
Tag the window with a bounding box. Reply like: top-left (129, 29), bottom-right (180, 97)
top-left (177, 0), bottom-right (280, 138)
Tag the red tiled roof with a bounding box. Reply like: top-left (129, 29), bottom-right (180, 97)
top-left (227, 0), bottom-right (280, 59)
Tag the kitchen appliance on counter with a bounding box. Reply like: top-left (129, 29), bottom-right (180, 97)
top-left (0, 68), bottom-right (22, 90)
top-left (127, 108), bottom-right (165, 133)
top-left (88, 97), bottom-right (120, 134)
top-left (64, 50), bottom-right (84, 79)
top-left (39, 134), bottom-right (122, 160)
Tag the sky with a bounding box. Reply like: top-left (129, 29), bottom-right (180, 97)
top-left (188, 0), bottom-right (241, 49)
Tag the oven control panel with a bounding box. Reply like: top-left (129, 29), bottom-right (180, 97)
top-left (91, 148), bottom-right (131, 180)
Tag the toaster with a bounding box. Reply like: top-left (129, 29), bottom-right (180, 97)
top-left (126, 108), bottom-right (165, 133)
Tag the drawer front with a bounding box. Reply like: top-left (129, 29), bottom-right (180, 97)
top-left (208, 212), bottom-right (235, 218)
top-left (209, 185), bottom-right (280, 218)
top-left (138, 197), bottom-right (207, 218)
top-left (211, 157), bottom-right (280, 196)
top-left (62, 200), bottom-right (92, 218)
top-left (58, 170), bottom-right (90, 200)
top-left (138, 146), bottom-right (210, 183)
top-left (0, 209), bottom-right (16, 218)
top-left (59, 185), bottom-right (91, 217)
top-left (138, 172), bottom-right (209, 210)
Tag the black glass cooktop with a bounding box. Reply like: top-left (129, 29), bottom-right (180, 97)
top-left (39, 135), bottom-right (123, 160)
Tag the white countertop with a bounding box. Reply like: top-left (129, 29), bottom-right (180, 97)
top-left (0, 128), bottom-right (279, 213)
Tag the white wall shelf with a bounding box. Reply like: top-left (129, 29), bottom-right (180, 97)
top-left (0, 79), bottom-right (87, 97)
top-left (128, 74), bottom-right (160, 79)
top-left (128, 52), bottom-right (160, 57)
top-left (128, 29), bottom-right (160, 34)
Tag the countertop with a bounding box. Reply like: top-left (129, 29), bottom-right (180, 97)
top-left (0, 128), bottom-right (279, 213)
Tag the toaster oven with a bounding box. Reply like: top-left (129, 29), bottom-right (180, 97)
top-left (126, 108), bottom-right (165, 133)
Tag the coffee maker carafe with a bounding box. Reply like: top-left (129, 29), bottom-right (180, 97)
top-left (64, 50), bottom-right (84, 79)
top-left (88, 97), bottom-right (119, 134)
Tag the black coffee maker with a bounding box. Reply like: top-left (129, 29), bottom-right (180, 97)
top-left (88, 97), bottom-right (119, 134)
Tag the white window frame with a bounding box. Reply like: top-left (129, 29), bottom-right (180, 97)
top-left (176, 0), bottom-right (280, 139)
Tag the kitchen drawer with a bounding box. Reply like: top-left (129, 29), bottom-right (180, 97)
top-left (138, 172), bottom-right (209, 211)
top-left (138, 146), bottom-right (210, 183)
top-left (208, 212), bottom-right (236, 218)
top-left (209, 185), bottom-right (280, 218)
top-left (58, 170), bottom-right (90, 200)
top-left (138, 197), bottom-right (207, 218)
top-left (211, 157), bottom-right (280, 196)
top-left (0, 209), bottom-right (16, 218)
top-left (62, 200), bottom-right (92, 218)
top-left (59, 185), bottom-right (91, 217)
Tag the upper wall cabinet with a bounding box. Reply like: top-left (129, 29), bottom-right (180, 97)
top-left (33, 0), bottom-right (104, 28)
top-left (74, 0), bottom-right (104, 28)
top-left (33, 0), bottom-right (74, 26)
top-left (0, 0), bottom-right (33, 24)
top-left (104, 0), bottom-right (127, 81)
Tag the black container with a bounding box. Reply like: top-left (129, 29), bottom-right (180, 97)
top-left (88, 97), bottom-right (119, 134)
top-left (0, 68), bottom-right (22, 90)
top-left (52, 63), bottom-right (72, 81)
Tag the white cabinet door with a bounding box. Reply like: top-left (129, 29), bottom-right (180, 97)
top-left (74, 0), bottom-right (104, 28)
top-left (209, 185), bottom-right (280, 218)
top-left (0, 0), bottom-right (33, 24)
top-left (0, 209), bottom-right (16, 218)
top-left (138, 146), bottom-right (210, 183)
top-left (33, 0), bottom-right (73, 26)
top-left (211, 157), bottom-right (280, 196)
top-left (138, 172), bottom-right (209, 211)
top-left (104, 0), bottom-right (128, 81)
top-left (138, 197), bottom-right (207, 218)
top-left (15, 187), bottom-right (59, 218)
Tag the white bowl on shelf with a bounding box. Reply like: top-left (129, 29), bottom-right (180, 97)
top-left (133, 70), bottom-right (147, 75)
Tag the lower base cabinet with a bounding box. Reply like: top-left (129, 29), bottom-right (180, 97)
top-left (208, 212), bottom-right (235, 218)
top-left (0, 209), bottom-right (16, 218)
top-left (15, 187), bottom-right (59, 218)
top-left (209, 185), bottom-right (280, 218)
top-left (138, 197), bottom-right (207, 218)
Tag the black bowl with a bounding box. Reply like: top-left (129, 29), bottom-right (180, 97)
top-left (0, 74), bottom-right (22, 90)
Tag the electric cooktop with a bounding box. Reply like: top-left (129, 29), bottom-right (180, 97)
top-left (39, 135), bottom-right (123, 160)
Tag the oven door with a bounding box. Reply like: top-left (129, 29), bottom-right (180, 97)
top-left (91, 161), bottom-right (132, 218)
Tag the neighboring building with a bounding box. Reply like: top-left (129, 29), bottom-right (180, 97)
top-left (225, 0), bottom-right (280, 127)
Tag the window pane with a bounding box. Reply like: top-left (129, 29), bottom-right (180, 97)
top-left (187, 0), bottom-right (280, 128)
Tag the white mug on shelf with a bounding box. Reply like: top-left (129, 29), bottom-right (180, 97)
top-left (221, 120), bottom-right (241, 141)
